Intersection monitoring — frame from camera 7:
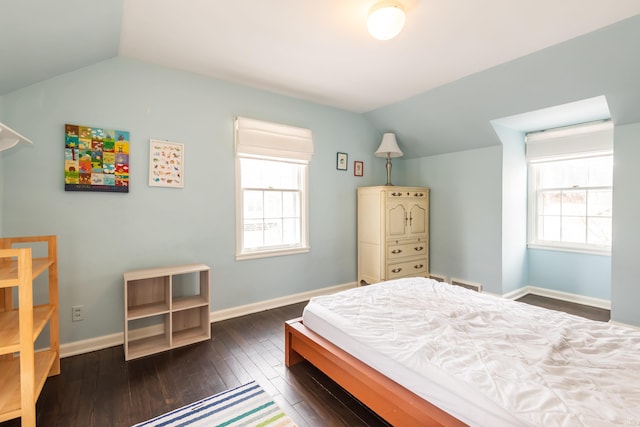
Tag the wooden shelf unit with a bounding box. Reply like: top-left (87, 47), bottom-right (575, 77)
top-left (124, 263), bottom-right (211, 360)
top-left (0, 235), bottom-right (60, 427)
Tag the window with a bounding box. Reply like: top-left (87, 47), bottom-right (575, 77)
top-left (235, 117), bottom-right (313, 259)
top-left (527, 121), bottom-right (613, 254)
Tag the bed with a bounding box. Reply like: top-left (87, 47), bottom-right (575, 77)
top-left (285, 277), bottom-right (640, 426)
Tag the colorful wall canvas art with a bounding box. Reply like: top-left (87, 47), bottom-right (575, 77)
top-left (64, 124), bottom-right (130, 193)
top-left (149, 139), bottom-right (184, 188)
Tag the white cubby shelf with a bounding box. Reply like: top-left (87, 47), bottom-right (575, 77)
top-left (123, 263), bottom-right (210, 360)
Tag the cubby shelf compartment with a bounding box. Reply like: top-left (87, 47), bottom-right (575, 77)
top-left (124, 263), bottom-right (211, 360)
top-left (0, 235), bottom-right (60, 427)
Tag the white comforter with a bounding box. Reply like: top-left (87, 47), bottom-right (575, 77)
top-left (303, 278), bottom-right (640, 427)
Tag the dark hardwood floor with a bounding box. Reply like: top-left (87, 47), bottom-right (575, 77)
top-left (516, 293), bottom-right (610, 322)
top-left (1, 294), bottom-right (610, 427)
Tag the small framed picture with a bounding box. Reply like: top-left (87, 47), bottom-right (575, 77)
top-left (149, 139), bottom-right (184, 188)
top-left (337, 152), bottom-right (348, 170)
top-left (354, 161), bottom-right (363, 177)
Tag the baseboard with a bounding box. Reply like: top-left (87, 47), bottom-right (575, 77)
top-left (60, 331), bottom-right (124, 358)
top-left (501, 287), bottom-right (530, 300)
top-left (504, 285), bottom-right (611, 310)
top-left (60, 281), bottom-right (357, 358)
top-left (209, 282), bottom-right (355, 322)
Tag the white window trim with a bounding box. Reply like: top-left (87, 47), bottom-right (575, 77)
top-left (527, 156), bottom-right (613, 254)
top-left (235, 154), bottom-right (310, 260)
top-left (527, 242), bottom-right (611, 256)
top-left (526, 120), bottom-right (613, 254)
top-left (527, 176), bottom-right (611, 256)
top-left (234, 117), bottom-right (312, 260)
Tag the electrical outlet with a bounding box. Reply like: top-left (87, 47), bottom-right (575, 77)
top-left (72, 305), bottom-right (84, 322)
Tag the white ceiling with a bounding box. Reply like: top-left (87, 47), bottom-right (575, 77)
top-left (119, 0), bottom-right (640, 112)
top-left (2, 0), bottom-right (639, 114)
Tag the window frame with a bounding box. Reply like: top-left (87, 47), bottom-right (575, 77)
top-left (235, 155), bottom-right (310, 260)
top-left (527, 153), bottom-right (613, 255)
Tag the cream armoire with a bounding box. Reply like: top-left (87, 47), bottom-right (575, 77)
top-left (357, 186), bottom-right (429, 284)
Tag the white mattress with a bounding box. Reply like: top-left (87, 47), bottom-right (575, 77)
top-left (302, 277), bottom-right (640, 427)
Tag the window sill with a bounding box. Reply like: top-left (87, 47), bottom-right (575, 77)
top-left (236, 246), bottom-right (310, 261)
top-left (527, 243), bottom-right (611, 256)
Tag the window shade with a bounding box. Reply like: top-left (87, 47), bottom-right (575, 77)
top-left (525, 120), bottom-right (613, 162)
top-left (235, 117), bottom-right (313, 161)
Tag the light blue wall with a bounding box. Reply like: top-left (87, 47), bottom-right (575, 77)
top-left (528, 249), bottom-right (611, 300)
top-left (3, 43), bottom-right (639, 348)
top-left (364, 16), bottom-right (639, 313)
top-left (1, 57), bottom-right (382, 344)
top-left (403, 127), bottom-right (613, 303)
top-left (611, 122), bottom-right (640, 325)
top-left (365, 16), bottom-right (640, 158)
top-left (403, 146), bottom-right (503, 294)
top-left (494, 124), bottom-right (528, 294)
top-left (495, 123), bottom-right (611, 301)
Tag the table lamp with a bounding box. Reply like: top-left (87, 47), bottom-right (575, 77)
top-left (374, 133), bottom-right (403, 185)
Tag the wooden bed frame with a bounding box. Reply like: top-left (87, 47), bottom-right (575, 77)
top-left (285, 317), bottom-right (467, 427)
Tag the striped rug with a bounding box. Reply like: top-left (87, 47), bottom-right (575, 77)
top-left (133, 381), bottom-right (297, 427)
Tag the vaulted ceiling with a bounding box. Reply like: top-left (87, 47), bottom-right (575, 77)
top-left (2, 1), bottom-right (639, 157)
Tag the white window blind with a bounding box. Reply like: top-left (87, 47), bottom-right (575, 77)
top-left (526, 120), bottom-right (613, 162)
top-left (235, 117), bottom-right (313, 260)
top-left (526, 120), bottom-right (613, 254)
top-left (235, 116), bottom-right (313, 161)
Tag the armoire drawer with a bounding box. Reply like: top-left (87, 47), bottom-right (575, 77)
top-left (387, 241), bottom-right (427, 260)
top-left (387, 259), bottom-right (427, 280)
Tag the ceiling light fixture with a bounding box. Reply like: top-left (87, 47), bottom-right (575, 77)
top-left (367, 1), bottom-right (406, 41)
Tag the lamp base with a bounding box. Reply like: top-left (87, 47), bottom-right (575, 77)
top-left (385, 155), bottom-right (393, 186)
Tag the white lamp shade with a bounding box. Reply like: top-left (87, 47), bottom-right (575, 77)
top-left (367, 1), bottom-right (406, 41)
top-left (375, 133), bottom-right (403, 158)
